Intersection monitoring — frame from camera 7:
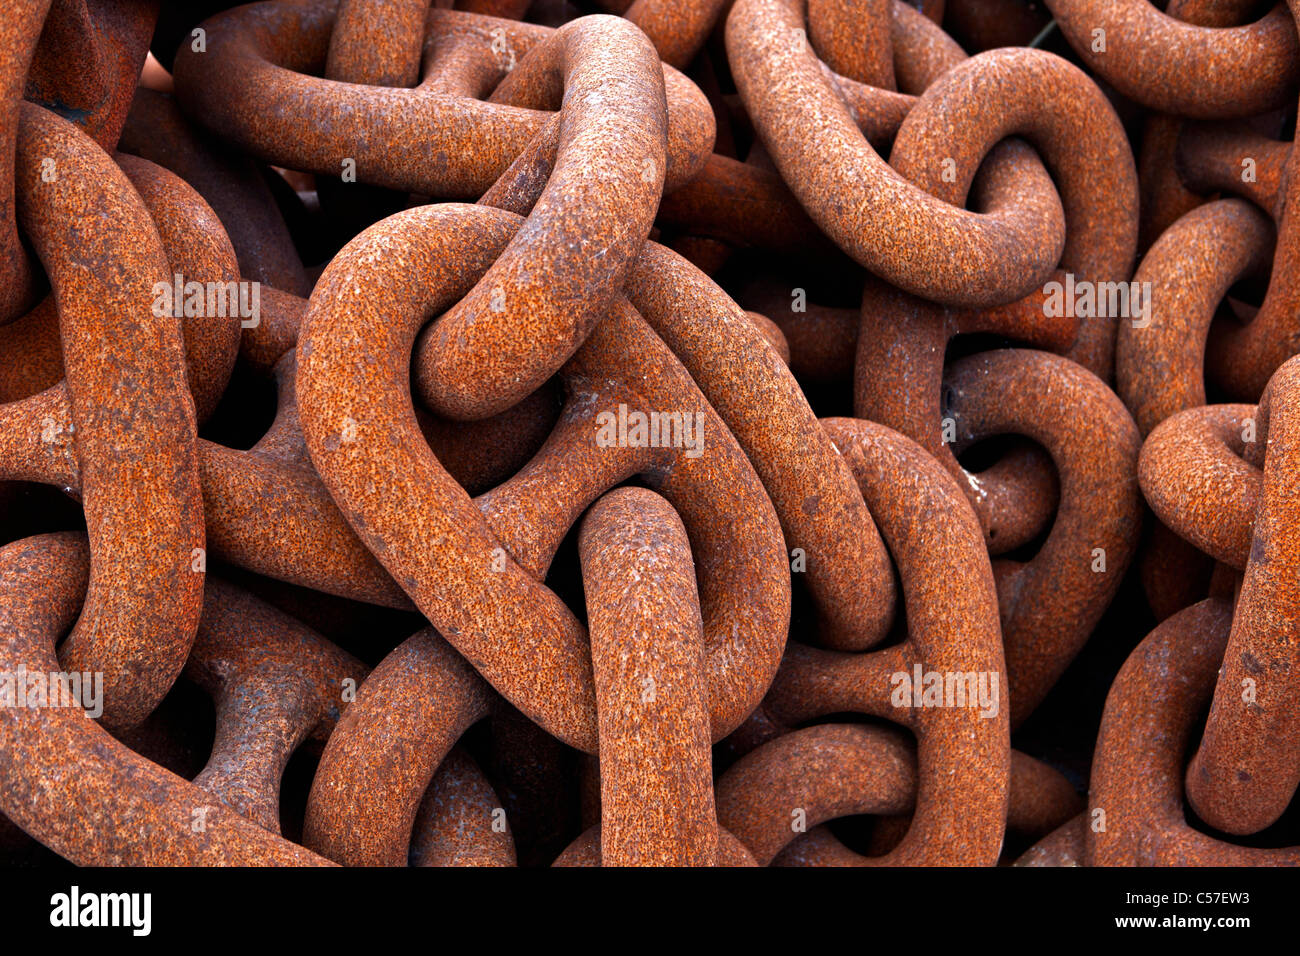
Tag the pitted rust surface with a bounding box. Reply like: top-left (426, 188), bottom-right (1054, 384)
top-left (0, 347), bottom-right (413, 608)
top-left (410, 745), bottom-right (516, 866)
top-left (809, 0), bottom-right (895, 89)
top-left (186, 577), bottom-right (368, 832)
top-left (1118, 199), bottom-right (1274, 436)
top-left (0, 0), bottom-right (48, 325)
top-left (718, 728), bottom-right (1080, 864)
top-left (624, 242), bottom-right (897, 652)
top-left (617, 0), bottom-right (733, 69)
top-left (24, 0), bottom-right (159, 151)
top-left (0, 534), bottom-right (330, 865)
top-left (726, 0), bottom-right (1070, 308)
top-left (1176, 121), bottom-right (1291, 219)
top-left (118, 88), bottom-right (312, 297)
top-left (715, 723), bottom-right (918, 865)
top-left (5, 0), bottom-right (1300, 870)
top-left (1046, 0), bottom-right (1299, 119)
top-left (888, 47), bottom-right (1139, 376)
top-left (172, 4), bottom-right (713, 197)
top-left (300, 203), bottom-right (789, 751)
top-left (1137, 0), bottom-right (1287, 252)
top-left (762, 418), bottom-right (1010, 865)
top-left (15, 102), bottom-right (204, 731)
top-left (580, 487), bottom-right (716, 866)
top-left (1015, 815), bottom-right (1085, 867)
top-left (1185, 356), bottom-right (1300, 835)
top-left (116, 152), bottom-right (242, 424)
top-left (1205, 114), bottom-right (1300, 402)
top-left (328, 0), bottom-right (432, 88)
top-left (1140, 403), bottom-right (1262, 570)
top-left (1089, 599), bottom-right (1300, 865)
top-left (778, 741), bottom-right (1083, 863)
top-left (412, 15), bottom-right (672, 419)
top-left (552, 823), bottom-right (759, 866)
top-left (855, 277), bottom-right (1071, 550)
top-left (303, 629), bottom-right (492, 865)
top-left (943, 350), bottom-right (1142, 727)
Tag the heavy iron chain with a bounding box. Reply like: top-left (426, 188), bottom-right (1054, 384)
top-left (1, 0), bottom-right (1299, 867)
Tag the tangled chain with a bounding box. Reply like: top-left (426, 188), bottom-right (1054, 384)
top-left (1, 0), bottom-right (1299, 867)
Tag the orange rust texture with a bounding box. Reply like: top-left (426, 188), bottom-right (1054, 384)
top-left (3, 0), bottom-right (1300, 869)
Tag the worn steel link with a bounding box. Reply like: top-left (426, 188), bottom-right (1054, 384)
top-left (1185, 356), bottom-right (1300, 835)
top-left (5, 0), bottom-right (1300, 872)
top-left (0, 534), bottom-right (330, 865)
top-left (717, 727), bottom-right (1080, 865)
top-left (1046, 0), bottom-right (1300, 119)
top-left (15, 102), bottom-right (204, 731)
top-left (728, 0), bottom-right (1070, 308)
top-left (758, 417), bottom-right (1010, 864)
top-left (1118, 199), bottom-right (1274, 437)
top-left (298, 202), bottom-right (789, 752)
top-left (1140, 403), bottom-right (1261, 570)
top-left (1089, 599), bottom-right (1300, 865)
top-left (944, 350), bottom-right (1143, 727)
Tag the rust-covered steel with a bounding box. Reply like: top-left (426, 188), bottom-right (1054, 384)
top-left (4, 0), bottom-right (1300, 871)
top-left (1184, 357), bottom-right (1300, 835)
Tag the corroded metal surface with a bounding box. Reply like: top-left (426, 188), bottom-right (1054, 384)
top-left (1185, 357), bottom-right (1300, 835)
top-left (3, 0), bottom-right (1300, 869)
top-left (0, 534), bottom-right (329, 865)
top-left (1118, 199), bottom-right (1273, 437)
top-left (1089, 599), bottom-right (1300, 865)
top-left (15, 102), bottom-right (204, 732)
top-left (1046, 0), bottom-right (1299, 119)
top-left (580, 487), bottom-right (716, 865)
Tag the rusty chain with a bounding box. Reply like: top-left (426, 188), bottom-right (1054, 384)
top-left (1, 0), bottom-right (1300, 871)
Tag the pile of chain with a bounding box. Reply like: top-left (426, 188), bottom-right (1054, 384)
top-left (1, 0), bottom-right (1299, 867)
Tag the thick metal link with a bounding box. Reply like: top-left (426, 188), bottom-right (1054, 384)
top-left (5, 0), bottom-right (1300, 871)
